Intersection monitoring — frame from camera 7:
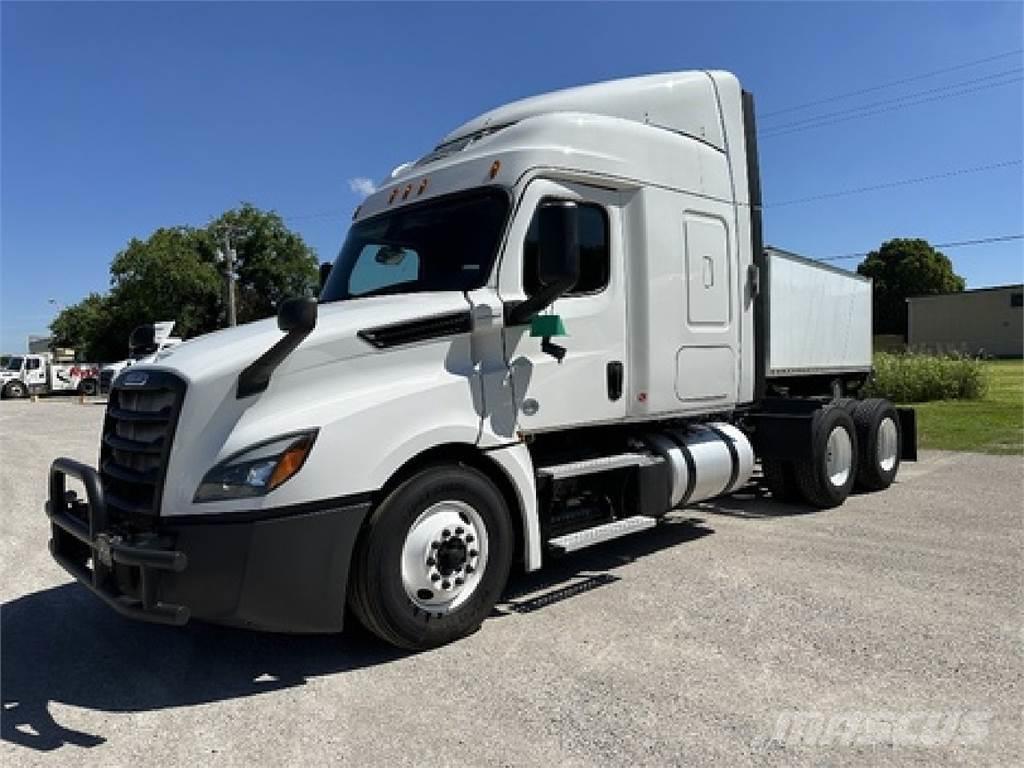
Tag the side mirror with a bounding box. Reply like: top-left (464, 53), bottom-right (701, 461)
top-left (277, 297), bottom-right (318, 333)
top-left (319, 263), bottom-right (333, 292)
top-left (505, 201), bottom-right (581, 326)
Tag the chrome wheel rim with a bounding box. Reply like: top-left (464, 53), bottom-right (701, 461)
top-left (877, 417), bottom-right (899, 473)
top-left (825, 426), bottom-right (853, 487)
top-left (401, 500), bottom-right (487, 614)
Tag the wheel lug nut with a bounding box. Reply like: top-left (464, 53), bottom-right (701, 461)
top-left (442, 529), bottom-right (451, 538)
top-left (431, 573), bottom-right (440, 582)
top-left (455, 527), bottom-right (464, 535)
top-left (426, 557), bottom-right (435, 566)
top-left (465, 534), bottom-right (474, 544)
top-left (455, 577), bottom-right (464, 586)
top-left (442, 580), bottom-right (451, 589)
top-left (431, 541), bottom-right (440, 549)
top-left (469, 549), bottom-right (478, 557)
top-left (465, 565), bottom-right (475, 574)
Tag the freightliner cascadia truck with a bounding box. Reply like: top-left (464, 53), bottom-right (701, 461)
top-left (46, 71), bottom-right (916, 650)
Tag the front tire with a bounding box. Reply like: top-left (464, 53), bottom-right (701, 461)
top-left (349, 464), bottom-right (513, 650)
top-left (792, 405), bottom-right (859, 509)
top-left (4, 381), bottom-right (27, 399)
top-left (78, 378), bottom-right (98, 396)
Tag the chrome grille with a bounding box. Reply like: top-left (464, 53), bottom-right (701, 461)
top-left (100, 372), bottom-right (186, 522)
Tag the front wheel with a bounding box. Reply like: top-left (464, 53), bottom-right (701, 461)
top-left (78, 378), bottom-right (98, 396)
top-left (4, 381), bottom-right (27, 399)
top-left (348, 464), bottom-right (513, 650)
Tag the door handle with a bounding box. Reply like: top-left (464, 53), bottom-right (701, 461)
top-left (607, 361), bottom-right (623, 401)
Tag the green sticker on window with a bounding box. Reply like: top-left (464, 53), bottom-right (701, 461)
top-left (530, 314), bottom-right (567, 338)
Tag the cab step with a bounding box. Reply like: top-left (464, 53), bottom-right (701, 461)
top-left (536, 452), bottom-right (661, 481)
top-left (547, 515), bottom-right (657, 554)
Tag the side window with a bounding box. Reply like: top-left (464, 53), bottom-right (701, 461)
top-left (1011, 292), bottom-right (1022, 308)
top-left (348, 244), bottom-right (421, 297)
top-left (26, 358), bottom-right (41, 371)
top-left (524, 202), bottom-right (609, 297)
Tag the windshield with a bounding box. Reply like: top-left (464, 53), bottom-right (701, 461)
top-left (320, 188), bottom-right (509, 303)
top-left (4, 356), bottom-right (23, 371)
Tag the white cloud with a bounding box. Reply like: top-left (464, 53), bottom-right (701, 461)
top-left (348, 177), bottom-right (377, 198)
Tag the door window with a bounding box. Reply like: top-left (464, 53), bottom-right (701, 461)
top-left (523, 202), bottom-right (609, 297)
top-left (25, 358), bottom-right (41, 370)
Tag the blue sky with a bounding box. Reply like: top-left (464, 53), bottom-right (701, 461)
top-left (2, 1), bottom-right (1022, 353)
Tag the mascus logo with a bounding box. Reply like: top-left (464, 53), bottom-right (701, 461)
top-left (122, 372), bottom-right (148, 387)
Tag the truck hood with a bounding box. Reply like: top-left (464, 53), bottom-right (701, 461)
top-left (142, 291), bottom-right (472, 388)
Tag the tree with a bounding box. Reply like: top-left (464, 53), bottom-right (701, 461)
top-left (857, 238), bottom-right (965, 337)
top-left (207, 204), bottom-right (319, 324)
top-left (108, 226), bottom-right (223, 344)
top-left (49, 205), bottom-right (319, 361)
top-left (49, 293), bottom-right (117, 361)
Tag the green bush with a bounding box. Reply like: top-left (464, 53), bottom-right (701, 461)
top-left (864, 352), bottom-right (989, 403)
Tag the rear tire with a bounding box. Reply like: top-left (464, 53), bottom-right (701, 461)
top-left (348, 464), bottom-right (513, 650)
top-left (851, 399), bottom-right (901, 491)
top-left (79, 378), bottom-right (98, 396)
top-left (792, 405), bottom-right (858, 509)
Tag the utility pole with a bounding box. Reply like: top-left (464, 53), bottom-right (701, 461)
top-left (218, 233), bottom-right (238, 327)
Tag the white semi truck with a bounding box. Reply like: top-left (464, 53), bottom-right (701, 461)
top-left (99, 321), bottom-right (182, 393)
top-left (46, 71), bottom-right (915, 650)
top-left (1, 353), bottom-right (101, 398)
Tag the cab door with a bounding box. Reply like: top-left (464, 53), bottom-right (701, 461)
top-left (498, 180), bottom-right (627, 433)
top-left (24, 356), bottom-right (47, 390)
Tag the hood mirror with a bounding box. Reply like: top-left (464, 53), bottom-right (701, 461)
top-left (277, 297), bottom-right (318, 333)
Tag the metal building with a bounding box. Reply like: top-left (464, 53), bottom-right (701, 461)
top-left (907, 284), bottom-right (1023, 358)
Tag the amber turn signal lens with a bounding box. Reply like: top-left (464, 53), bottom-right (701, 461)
top-left (388, 188), bottom-right (398, 204)
top-left (268, 437), bottom-right (314, 491)
top-left (418, 178), bottom-right (429, 195)
top-left (489, 160), bottom-right (501, 179)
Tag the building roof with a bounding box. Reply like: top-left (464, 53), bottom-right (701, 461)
top-left (907, 284), bottom-right (1023, 302)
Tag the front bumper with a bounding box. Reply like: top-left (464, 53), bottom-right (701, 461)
top-left (45, 457), bottom-right (371, 633)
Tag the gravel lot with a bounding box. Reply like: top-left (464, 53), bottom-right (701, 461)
top-left (1, 398), bottom-right (1021, 766)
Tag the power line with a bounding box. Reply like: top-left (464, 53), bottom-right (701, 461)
top-left (760, 48), bottom-right (1023, 119)
top-left (765, 159), bottom-right (1022, 207)
top-left (760, 73), bottom-right (1023, 139)
top-left (757, 75), bottom-right (1019, 141)
top-left (818, 234), bottom-right (1024, 262)
top-left (762, 67), bottom-right (1022, 134)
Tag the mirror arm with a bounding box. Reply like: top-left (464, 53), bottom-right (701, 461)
top-left (504, 276), bottom-right (575, 326)
top-left (236, 328), bottom-right (311, 399)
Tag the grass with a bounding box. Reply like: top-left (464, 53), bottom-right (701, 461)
top-left (904, 360), bottom-right (1023, 455)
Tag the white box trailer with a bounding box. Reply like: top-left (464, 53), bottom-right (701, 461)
top-left (763, 247), bottom-right (872, 378)
top-left (46, 70), bottom-right (917, 650)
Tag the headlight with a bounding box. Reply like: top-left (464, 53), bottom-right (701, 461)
top-left (194, 431), bottom-right (317, 502)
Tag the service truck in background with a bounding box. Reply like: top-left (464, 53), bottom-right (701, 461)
top-left (1, 352), bottom-right (101, 398)
top-left (46, 71), bottom-right (916, 650)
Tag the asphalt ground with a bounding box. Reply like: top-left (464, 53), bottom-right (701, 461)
top-left (1, 397), bottom-right (1021, 766)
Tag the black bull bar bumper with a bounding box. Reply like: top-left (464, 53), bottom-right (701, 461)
top-left (45, 457), bottom-right (190, 625)
top-left (45, 457), bottom-right (373, 633)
